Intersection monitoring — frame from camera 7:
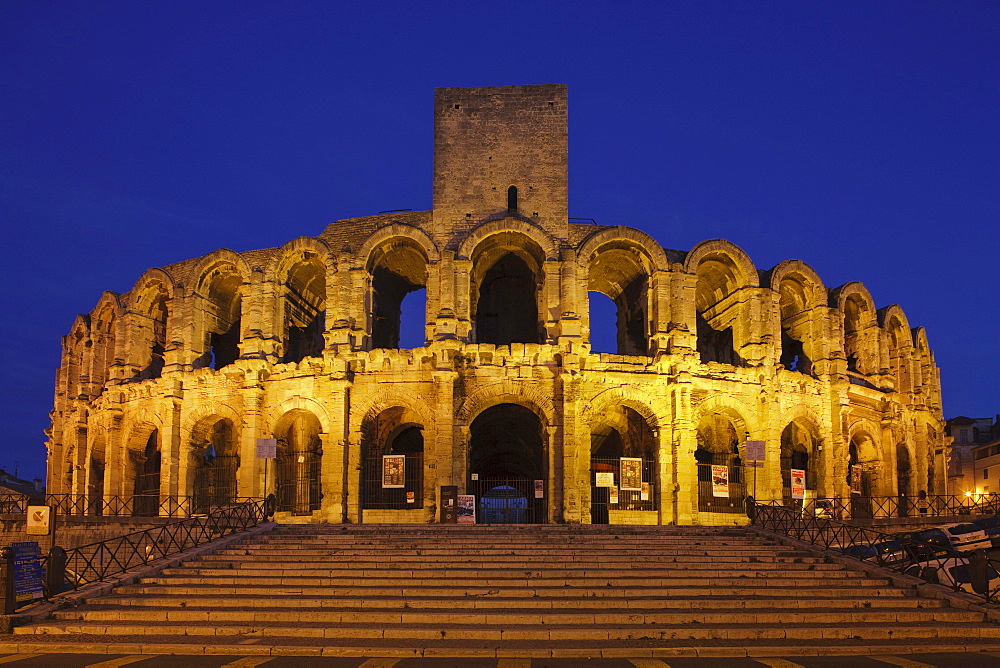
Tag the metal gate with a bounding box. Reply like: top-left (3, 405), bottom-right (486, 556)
top-left (467, 477), bottom-right (544, 524)
top-left (193, 454), bottom-right (239, 514)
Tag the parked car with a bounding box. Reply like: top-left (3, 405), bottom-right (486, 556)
top-left (970, 516), bottom-right (1000, 548)
top-left (894, 528), bottom-right (953, 560)
top-left (841, 539), bottom-right (909, 566)
top-left (937, 522), bottom-right (992, 553)
top-left (903, 557), bottom-right (1000, 595)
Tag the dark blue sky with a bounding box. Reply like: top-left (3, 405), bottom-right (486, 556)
top-left (1, 1), bottom-right (997, 481)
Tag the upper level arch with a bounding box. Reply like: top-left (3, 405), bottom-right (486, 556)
top-left (686, 240), bottom-right (758, 366)
top-left (190, 250), bottom-right (249, 370)
top-left (265, 239), bottom-right (331, 362)
top-left (769, 260), bottom-right (827, 375)
top-left (127, 269), bottom-right (174, 380)
top-left (831, 281), bottom-right (879, 375)
top-left (362, 229), bottom-right (434, 350)
top-left (455, 379), bottom-right (555, 429)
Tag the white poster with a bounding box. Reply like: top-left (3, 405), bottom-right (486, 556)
top-left (595, 472), bottom-right (615, 488)
top-left (712, 465), bottom-right (730, 498)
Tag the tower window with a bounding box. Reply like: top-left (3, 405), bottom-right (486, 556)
top-left (507, 186), bottom-right (518, 212)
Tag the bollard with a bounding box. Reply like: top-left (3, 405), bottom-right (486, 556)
top-left (45, 546), bottom-right (66, 598)
top-left (0, 547), bottom-right (14, 615)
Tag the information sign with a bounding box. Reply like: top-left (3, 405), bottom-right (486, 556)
top-left (640, 482), bottom-right (650, 501)
top-left (790, 468), bottom-right (806, 500)
top-left (595, 472), bottom-right (614, 488)
top-left (619, 457), bottom-right (642, 491)
top-left (440, 486), bottom-right (458, 523)
top-left (382, 455), bottom-right (405, 488)
top-left (608, 485), bottom-right (619, 504)
top-left (712, 465), bottom-right (730, 498)
top-left (10, 542), bottom-right (44, 603)
top-left (255, 438), bottom-right (277, 459)
top-left (457, 495), bottom-right (476, 524)
top-left (745, 440), bottom-right (766, 462)
top-left (534, 480), bottom-right (544, 499)
top-left (25, 506), bottom-right (52, 536)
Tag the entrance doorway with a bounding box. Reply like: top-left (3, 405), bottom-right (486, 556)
top-left (468, 403), bottom-right (546, 523)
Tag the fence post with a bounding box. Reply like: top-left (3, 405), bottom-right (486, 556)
top-left (0, 547), bottom-right (15, 615)
top-left (45, 546), bottom-right (66, 598)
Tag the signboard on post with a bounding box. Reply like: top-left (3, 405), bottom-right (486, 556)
top-left (25, 506), bottom-right (52, 536)
top-left (382, 454), bottom-right (405, 488)
top-left (620, 458), bottom-right (642, 491)
top-left (745, 440), bottom-right (765, 468)
top-left (256, 438), bottom-right (277, 459)
top-left (10, 542), bottom-right (44, 604)
top-left (791, 468), bottom-right (806, 500)
top-left (712, 465), bottom-right (730, 498)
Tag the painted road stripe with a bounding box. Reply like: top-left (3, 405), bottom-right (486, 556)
top-left (359, 660), bottom-right (401, 668)
top-left (871, 657), bottom-right (936, 668)
top-left (0, 657), bottom-right (41, 666)
top-left (221, 658), bottom-right (275, 667)
top-left (629, 661), bottom-right (671, 668)
top-left (754, 661), bottom-right (806, 668)
top-left (85, 657), bottom-right (149, 668)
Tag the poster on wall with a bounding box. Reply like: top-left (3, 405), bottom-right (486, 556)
top-left (595, 472), bottom-right (615, 488)
top-left (608, 485), bottom-right (619, 504)
top-left (640, 482), bottom-right (650, 501)
top-left (620, 457), bottom-right (643, 491)
top-left (712, 465), bottom-right (730, 498)
top-left (534, 479), bottom-right (544, 498)
top-left (457, 495), bottom-right (476, 524)
top-left (850, 465), bottom-right (862, 495)
top-left (382, 454), bottom-right (405, 488)
top-left (406, 491), bottom-right (415, 504)
top-left (790, 468), bottom-right (806, 500)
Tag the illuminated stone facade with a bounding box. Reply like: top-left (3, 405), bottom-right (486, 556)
top-left (46, 84), bottom-right (948, 524)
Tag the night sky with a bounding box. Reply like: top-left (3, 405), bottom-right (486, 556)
top-left (1, 2), bottom-right (996, 481)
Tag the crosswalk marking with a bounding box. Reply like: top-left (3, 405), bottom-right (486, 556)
top-left (221, 658), bottom-right (275, 668)
top-left (871, 657), bottom-right (937, 668)
top-left (497, 661), bottom-right (532, 668)
top-left (0, 657), bottom-right (41, 666)
top-left (85, 657), bottom-right (149, 668)
top-left (629, 661), bottom-right (671, 668)
top-left (359, 660), bottom-right (401, 668)
top-left (754, 661), bottom-right (807, 668)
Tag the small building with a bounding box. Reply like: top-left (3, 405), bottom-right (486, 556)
top-left (947, 415), bottom-right (1000, 496)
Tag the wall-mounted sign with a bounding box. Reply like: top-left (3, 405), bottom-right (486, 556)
top-left (608, 485), bottom-right (619, 504)
top-left (640, 482), bottom-right (650, 501)
top-left (791, 468), bottom-right (806, 500)
top-left (382, 454), bottom-right (405, 488)
top-left (406, 491), bottom-right (415, 504)
top-left (534, 480), bottom-right (544, 498)
top-left (620, 457), bottom-right (642, 491)
top-left (595, 472), bottom-right (614, 488)
top-left (25, 505), bottom-right (52, 536)
top-left (712, 465), bottom-right (730, 498)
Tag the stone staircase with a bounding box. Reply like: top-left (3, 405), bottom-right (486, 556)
top-left (8, 524), bottom-right (1000, 658)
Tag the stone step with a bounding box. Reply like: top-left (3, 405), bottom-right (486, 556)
top-left (91, 594), bottom-right (944, 610)
top-left (222, 547), bottom-right (807, 557)
top-left (181, 561), bottom-right (846, 574)
top-left (161, 566), bottom-right (850, 578)
top-left (112, 584), bottom-right (912, 598)
top-left (201, 552), bottom-right (826, 563)
top-left (20, 620), bottom-right (1000, 642)
top-left (55, 606), bottom-right (976, 625)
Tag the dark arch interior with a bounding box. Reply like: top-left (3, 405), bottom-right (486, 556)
top-left (476, 253), bottom-right (540, 345)
top-left (372, 265), bottom-right (423, 349)
top-left (469, 403), bottom-right (543, 479)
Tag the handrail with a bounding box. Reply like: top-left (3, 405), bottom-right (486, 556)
top-left (0, 493), bottom-right (268, 518)
top-left (749, 499), bottom-right (1000, 605)
top-left (44, 495), bottom-right (275, 594)
top-left (791, 493), bottom-right (1000, 520)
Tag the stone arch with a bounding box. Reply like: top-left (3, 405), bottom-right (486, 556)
top-left (271, 408), bottom-right (323, 514)
top-left (128, 269), bottom-right (174, 380)
top-left (582, 387), bottom-right (662, 433)
top-left (579, 230), bottom-right (664, 356)
top-left (268, 395), bottom-right (331, 436)
top-left (831, 281), bottom-right (879, 376)
top-left (455, 380), bottom-right (556, 428)
top-left (769, 260), bottom-right (827, 375)
top-left (458, 218), bottom-right (558, 262)
top-left (363, 231), bottom-right (433, 350)
top-left (879, 304), bottom-right (913, 393)
top-left (187, 408), bottom-right (242, 512)
top-left (124, 417), bottom-right (164, 513)
top-left (778, 413), bottom-right (822, 501)
top-left (847, 421), bottom-right (884, 503)
top-left (465, 224), bottom-right (551, 346)
top-left (265, 239), bottom-right (331, 363)
top-left (693, 399), bottom-right (752, 512)
top-left (89, 291), bottom-right (121, 392)
top-left (358, 399), bottom-right (430, 512)
top-left (190, 250), bottom-right (250, 371)
top-left (686, 240), bottom-right (758, 366)
top-left (63, 314), bottom-right (92, 402)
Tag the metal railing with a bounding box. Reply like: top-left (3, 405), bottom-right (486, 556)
top-left (749, 499), bottom-right (1000, 605)
top-left (799, 493), bottom-right (1000, 520)
top-left (0, 493), bottom-right (271, 518)
top-left (45, 496), bottom-right (275, 594)
top-left (361, 454), bottom-right (423, 510)
top-left (697, 463), bottom-right (748, 514)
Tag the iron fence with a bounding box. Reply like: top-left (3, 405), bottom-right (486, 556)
top-left (0, 494), bottom-right (270, 518)
top-left (697, 463), bottom-right (748, 514)
top-left (46, 496), bottom-right (274, 594)
top-left (361, 453), bottom-right (423, 509)
top-left (798, 493), bottom-right (1000, 520)
top-left (468, 477), bottom-right (544, 524)
top-left (276, 451), bottom-right (322, 515)
top-left (750, 499), bottom-right (1000, 605)
top-left (590, 457), bottom-right (657, 524)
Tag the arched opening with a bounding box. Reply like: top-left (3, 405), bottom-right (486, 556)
top-left (134, 285), bottom-right (168, 380)
top-left (587, 291), bottom-right (618, 354)
top-left (777, 277), bottom-right (814, 375)
top-left (695, 413), bottom-right (745, 513)
top-left (589, 405), bottom-right (657, 524)
top-left (587, 244), bottom-right (651, 356)
top-left (848, 433), bottom-right (880, 518)
top-left (91, 304), bottom-right (117, 391)
top-left (274, 411), bottom-right (322, 515)
top-left (88, 439), bottom-right (106, 516)
top-left (468, 403), bottom-right (546, 523)
top-left (195, 265), bottom-right (243, 370)
top-left (695, 254), bottom-right (746, 366)
top-left (896, 443), bottom-right (912, 514)
top-left (281, 252), bottom-right (326, 363)
top-left (133, 431), bottom-right (161, 516)
top-left (780, 421), bottom-right (818, 506)
top-left (507, 185), bottom-right (518, 212)
top-left (843, 293), bottom-right (874, 376)
top-left (360, 406), bottom-right (425, 511)
top-left (476, 253), bottom-right (540, 345)
top-left (193, 418), bottom-right (239, 513)
top-left (370, 240), bottom-right (428, 350)
top-left (926, 428), bottom-right (939, 494)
